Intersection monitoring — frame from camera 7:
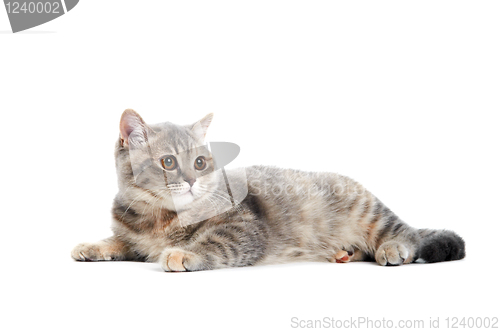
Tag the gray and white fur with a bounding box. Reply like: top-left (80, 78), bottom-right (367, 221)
top-left (71, 110), bottom-right (466, 271)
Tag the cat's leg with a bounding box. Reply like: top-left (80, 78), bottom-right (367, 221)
top-left (159, 220), bottom-right (267, 272)
top-left (71, 236), bottom-right (134, 261)
top-left (338, 187), bottom-right (419, 265)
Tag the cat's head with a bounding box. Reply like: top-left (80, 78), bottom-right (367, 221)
top-left (115, 109), bottom-right (217, 212)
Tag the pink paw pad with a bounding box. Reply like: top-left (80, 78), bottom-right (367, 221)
top-left (334, 250), bottom-right (353, 263)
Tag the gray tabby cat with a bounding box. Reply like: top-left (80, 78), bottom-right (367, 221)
top-left (71, 109), bottom-right (465, 271)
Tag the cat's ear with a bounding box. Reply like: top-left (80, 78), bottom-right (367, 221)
top-left (191, 113), bottom-right (214, 142)
top-left (119, 109), bottom-right (148, 146)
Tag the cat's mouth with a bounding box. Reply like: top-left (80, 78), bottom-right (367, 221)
top-left (170, 187), bottom-right (196, 211)
top-left (167, 183), bottom-right (195, 197)
top-left (173, 187), bottom-right (194, 197)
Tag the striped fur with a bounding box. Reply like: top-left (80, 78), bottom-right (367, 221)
top-left (71, 110), bottom-right (466, 271)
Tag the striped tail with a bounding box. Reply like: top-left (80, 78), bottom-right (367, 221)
top-left (417, 229), bottom-right (466, 263)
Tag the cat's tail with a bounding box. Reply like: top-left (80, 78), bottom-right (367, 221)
top-left (416, 229), bottom-right (466, 263)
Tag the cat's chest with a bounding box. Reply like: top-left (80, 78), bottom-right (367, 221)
top-left (113, 216), bottom-right (180, 262)
top-left (127, 231), bottom-right (171, 261)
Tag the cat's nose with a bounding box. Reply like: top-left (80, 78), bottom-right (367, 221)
top-left (185, 178), bottom-right (196, 187)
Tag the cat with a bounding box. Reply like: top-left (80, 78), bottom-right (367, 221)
top-left (71, 109), bottom-right (465, 271)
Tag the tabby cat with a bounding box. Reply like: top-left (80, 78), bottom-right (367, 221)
top-left (71, 109), bottom-right (465, 271)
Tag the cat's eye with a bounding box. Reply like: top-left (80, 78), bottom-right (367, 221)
top-left (161, 155), bottom-right (177, 170)
top-left (194, 156), bottom-right (206, 170)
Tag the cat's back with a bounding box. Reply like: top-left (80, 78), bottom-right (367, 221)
top-left (242, 165), bottom-right (364, 222)
top-left (244, 165), bottom-right (359, 197)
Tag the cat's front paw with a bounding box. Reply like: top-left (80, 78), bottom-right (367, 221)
top-left (375, 241), bottom-right (409, 266)
top-left (71, 243), bottom-right (113, 261)
top-left (159, 248), bottom-right (204, 272)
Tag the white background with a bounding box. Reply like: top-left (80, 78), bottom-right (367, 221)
top-left (1, 1), bottom-right (499, 331)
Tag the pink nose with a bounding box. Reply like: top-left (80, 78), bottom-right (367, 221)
top-left (185, 178), bottom-right (196, 187)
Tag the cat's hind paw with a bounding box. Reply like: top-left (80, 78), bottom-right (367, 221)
top-left (334, 250), bottom-right (353, 263)
top-left (375, 241), bottom-right (409, 266)
top-left (159, 248), bottom-right (204, 272)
